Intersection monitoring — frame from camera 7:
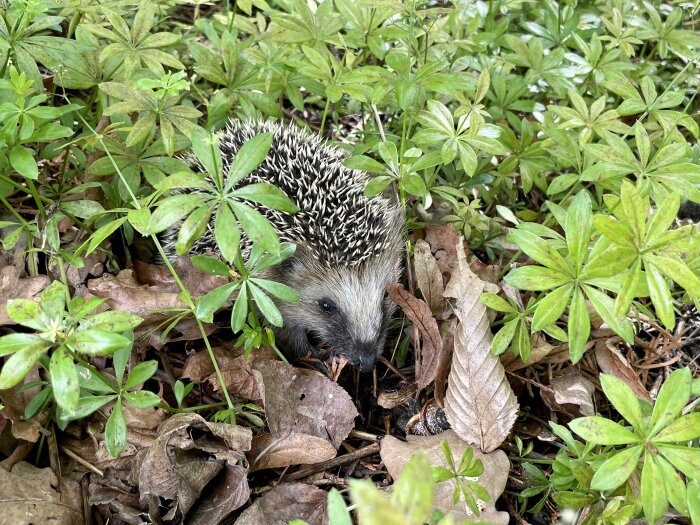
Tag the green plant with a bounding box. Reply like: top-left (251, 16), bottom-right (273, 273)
top-left (432, 441), bottom-right (491, 516)
top-left (568, 369), bottom-right (700, 523)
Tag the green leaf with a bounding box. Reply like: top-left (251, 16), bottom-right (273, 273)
top-left (225, 132), bottom-right (273, 190)
top-left (583, 285), bottom-right (634, 343)
top-left (123, 390), bottom-right (161, 409)
top-left (509, 229), bottom-right (570, 274)
top-left (649, 368), bottom-right (691, 437)
top-left (687, 478), bottom-right (700, 525)
top-left (0, 333), bottom-right (47, 356)
top-left (504, 266), bottom-right (571, 291)
top-left (599, 374), bottom-right (643, 431)
top-left (327, 488), bottom-right (353, 525)
top-left (567, 287), bottom-right (590, 363)
top-left (250, 278), bottom-right (300, 302)
top-left (491, 318), bottom-right (518, 355)
top-left (653, 413), bottom-right (700, 443)
top-left (593, 215), bottom-right (635, 247)
top-left (565, 191), bottom-right (592, 270)
top-left (213, 203), bottom-right (241, 263)
top-left (6, 299), bottom-right (46, 330)
top-left (591, 445), bottom-right (644, 491)
top-left (124, 360), bottom-right (158, 389)
top-left (67, 329), bottom-right (131, 355)
top-left (231, 284), bottom-right (248, 333)
top-left (531, 284), bottom-right (572, 331)
top-left (657, 444), bottom-right (700, 478)
top-left (641, 454), bottom-right (668, 524)
top-left (343, 155), bottom-right (386, 174)
top-left (614, 257), bottom-right (642, 318)
top-left (480, 293), bottom-right (516, 314)
top-left (646, 254), bottom-right (700, 297)
top-left (176, 203), bottom-right (212, 255)
top-left (105, 399), bottom-right (127, 458)
top-left (148, 194), bottom-right (209, 234)
top-left (645, 259), bottom-right (675, 330)
top-left (191, 255), bottom-right (230, 276)
top-left (10, 145), bottom-right (39, 179)
top-left (390, 452), bottom-right (433, 525)
top-left (569, 416), bottom-right (641, 445)
top-left (231, 183), bottom-right (299, 213)
top-left (249, 283), bottom-right (283, 327)
top-left (191, 125), bottom-right (223, 183)
top-left (196, 282), bottom-right (237, 321)
top-left (50, 346), bottom-right (79, 415)
top-left (0, 344), bottom-right (48, 389)
top-left (81, 311), bottom-right (142, 332)
top-left (656, 455), bottom-right (688, 515)
top-left (229, 200), bottom-right (279, 253)
top-left (619, 180), bottom-right (646, 244)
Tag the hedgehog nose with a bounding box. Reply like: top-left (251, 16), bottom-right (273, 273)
top-left (355, 341), bottom-right (379, 373)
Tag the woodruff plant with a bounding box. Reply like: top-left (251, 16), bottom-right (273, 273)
top-left (568, 369), bottom-right (700, 524)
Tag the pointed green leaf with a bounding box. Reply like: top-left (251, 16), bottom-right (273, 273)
top-left (225, 132), bottom-right (273, 189)
top-left (649, 368), bottom-right (691, 437)
top-left (50, 346), bottom-right (79, 415)
top-left (531, 285), bottom-right (572, 331)
top-left (569, 416), bottom-right (641, 445)
top-left (600, 374), bottom-right (643, 431)
top-left (590, 445), bottom-right (643, 491)
top-left (567, 287), bottom-right (590, 363)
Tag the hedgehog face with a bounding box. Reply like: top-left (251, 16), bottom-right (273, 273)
top-left (271, 247), bottom-right (401, 372)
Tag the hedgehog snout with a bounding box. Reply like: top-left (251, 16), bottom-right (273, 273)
top-left (351, 340), bottom-right (383, 373)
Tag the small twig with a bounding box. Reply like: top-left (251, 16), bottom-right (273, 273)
top-left (348, 429), bottom-right (381, 442)
top-left (60, 446), bottom-right (104, 477)
top-left (282, 442), bottom-right (381, 482)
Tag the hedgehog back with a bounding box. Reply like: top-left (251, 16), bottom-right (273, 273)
top-left (169, 120), bottom-right (396, 267)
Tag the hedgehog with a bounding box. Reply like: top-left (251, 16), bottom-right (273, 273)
top-left (161, 120), bottom-right (405, 371)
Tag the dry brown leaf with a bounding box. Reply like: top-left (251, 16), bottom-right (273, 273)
top-left (0, 369), bottom-right (45, 444)
top-left (234, 483), bottom-right (328, 525)
top-left (87, 269), bottom-right (186, 317)
top-left (424, 224), bottom-right (460, 275)
top-left (380, 431), bottom-right (509, 525)
top-left (0, 266), bottom-right (50, 326)
top-left (388, 283), bottom-right (442, 392)
top-left (0, 461), bottom-right (83, 525)
top-left (595, 339), bottom-right (651, 402)
top-left (443, 239), bottom-right (519, 453)
top-left (413, 239), bottom-right (444, 313)
top-left (255, 360), bottom-right (358, 449)
top-left (248, 432), bottom-right (337, 471)
top-left (136, 413), bottom-right (251, 520)
top-left (541, 373), bottom-right (595, 418)
top-left (187, 464), bottom-right (250, 525)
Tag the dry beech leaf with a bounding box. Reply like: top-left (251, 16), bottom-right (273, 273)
top-left (541, 373), bottom-right (595, 418)
top-left (387, 284), bottom-right (442, 392)
top-left (595, 339), bottom-right (651, 402)
top-left (234, 483), bottom-right (328, 525)
top-left (0, 461), bottom-right (83, 525)
top-left (414, 239), bottom-right (444, 313)
top-left (443, 239), bottom-right (519, 453)
top-left (136, 413), bottom-right (251, 521)
top-left (255, 360), bottom-right (357, 450)
top-left (381, 431), bottom-right (509, 525)
top-left (424, 224), bottom-right (460, 275)
top-left (248, 432), bottom-right (337, 471)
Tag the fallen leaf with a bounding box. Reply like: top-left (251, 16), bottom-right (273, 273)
top-left (380, 431), bottom-right (509, 525)
top-left (0, 266), bottom-right (50, 326)
top-left (413, 239), bottom-right (444, 313)
top-left (255, 360), bottom-right (358, 449)
top-left (388, 284), bottom-right (443, 392)
top-left (443, 239), bottom-right (519, 453)
top-left (0, 461), bottom-right (83, 525)
top-left (424, 224), bottom-right (460, 275)
top-left (248, 432), bottom-right (337, 471)
top-left (187, 464), bottom-right (251, 525)
top-left (234, 482), bottom-right (328, 525)
top-left (136, 413), bottom-right (251, 521)
top-left (594, 339), bottom-right (651, 402)
top-left (541, 373), bottom-right (595, 418)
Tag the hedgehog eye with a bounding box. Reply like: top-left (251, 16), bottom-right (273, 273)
top-left (318, 299), bottom-right (336, 315)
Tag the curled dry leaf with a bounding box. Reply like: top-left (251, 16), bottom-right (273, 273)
top-left (0, 461), bottom-right (83, 525)
top-left (413, 239), bottom-right (444, 314)
top-left (443, 239), bottom-right (519, 453)
top-left (182, 346), bottom-right (276, 402)
top-left (234, 482), bottom-right (329, 525)
top-left (594, 339), bottom-right (651, 402)
top-left (380, 431), bottom-right (509, 525)
top-left (424, 224), bottom-right (460, 275)
top-left (248, 432), bottom-right (338, 471)
top-left (255, 360), bottom-right (358, 450)
top-left (136, 413), bottom-right (251, 521)
top-left (541, 373), bottom-right (595, 418)
top-left (0, 266), bottom-right (50, 326)
top-left (387, 283), bottom-right (442, 392)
